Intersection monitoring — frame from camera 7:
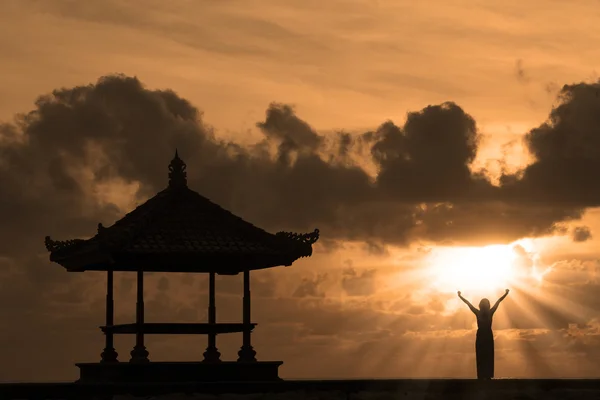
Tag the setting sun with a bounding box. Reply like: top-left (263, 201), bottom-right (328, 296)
top-left (427, 245), bottom-right (519, 295)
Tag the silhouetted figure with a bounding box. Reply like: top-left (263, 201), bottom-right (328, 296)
top-left (458, 289), bottom-right (509, 380)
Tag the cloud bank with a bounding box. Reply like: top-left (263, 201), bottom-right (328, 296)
top-left (3, 74), bottom-right (599, 251)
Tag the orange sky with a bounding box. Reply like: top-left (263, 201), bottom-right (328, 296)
top-left (2, 0), bottom-right (600, 381)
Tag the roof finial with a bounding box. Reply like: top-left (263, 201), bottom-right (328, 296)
top-left (168, 149), bottom-right (187, 188)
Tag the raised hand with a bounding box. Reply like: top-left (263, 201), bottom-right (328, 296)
top-left (457, 291), bottom-right (462, 296)
top-left (505, 289), bottom-right (510, 295)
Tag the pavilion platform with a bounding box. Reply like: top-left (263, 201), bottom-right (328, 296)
top-left (76, 360), bottom-right (283, 383)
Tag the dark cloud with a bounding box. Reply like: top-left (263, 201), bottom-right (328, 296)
top-left (572, 226), bottom-right (592, 242)
top-left (373, 103), bottom-right (487, 202)
top-left (501, 82), bottom-right (600, 208)
top-left (256, 103), bottom-right (323, 163)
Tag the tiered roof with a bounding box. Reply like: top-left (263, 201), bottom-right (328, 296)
top-left (45, 151), bottom-right (319, 274)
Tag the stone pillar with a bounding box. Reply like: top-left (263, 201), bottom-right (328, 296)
top-left (238, 269), bottom-right (256, 362)
top-left (203, 271), bottom-right (221, 362)
top-left (130, 270), bottom-right (149, 362)
top-left (100, 270), bottom-right (118, 363)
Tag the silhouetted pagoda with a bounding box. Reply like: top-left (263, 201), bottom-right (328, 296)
top-left (44, 151), bottom-right (319, 383)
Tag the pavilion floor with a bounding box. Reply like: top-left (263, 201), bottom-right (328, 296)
top-left (76, 361), bottom-right (283, 383)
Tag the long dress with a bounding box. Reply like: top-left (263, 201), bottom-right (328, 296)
top-left (475, 311), bottom-right (495, 379)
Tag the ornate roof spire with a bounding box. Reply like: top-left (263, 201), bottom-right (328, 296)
top-left (168, 149), bottom-right (187, 188)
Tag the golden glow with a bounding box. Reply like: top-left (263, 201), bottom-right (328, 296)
top-left (427, 245), bottom-right (519, 295)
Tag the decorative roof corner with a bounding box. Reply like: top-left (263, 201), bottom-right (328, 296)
top-left (276, 228), bottom-right (320, 245)
top-left (168, 149), bottom-right (187, 189)
top-left (44, 235), bottom-right (85, 253)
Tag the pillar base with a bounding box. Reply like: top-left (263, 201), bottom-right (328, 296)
top-left (202, 345), bottom-right (222, 363)
top-left (129, 346), bottom-right (150, 363)
top-left (237, 345), bottom-right (257, 362)
top-left (100, 347), bottom-right (119, 363)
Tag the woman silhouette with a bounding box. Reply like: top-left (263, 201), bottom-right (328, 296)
top-left (458, 289), bottom-right (509, 380)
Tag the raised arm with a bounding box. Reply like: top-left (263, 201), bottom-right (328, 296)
top-left (491, 289), bottom-right (510, 314)
top-left (457, 291), bottom-right (478, 315)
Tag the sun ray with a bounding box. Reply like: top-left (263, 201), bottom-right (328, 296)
top-left (400, 331), bottom-right (437, 377)
top-left (525, 283), bottom-right (591, 323)
top-left (503, 288), bottom-right (549, 330)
